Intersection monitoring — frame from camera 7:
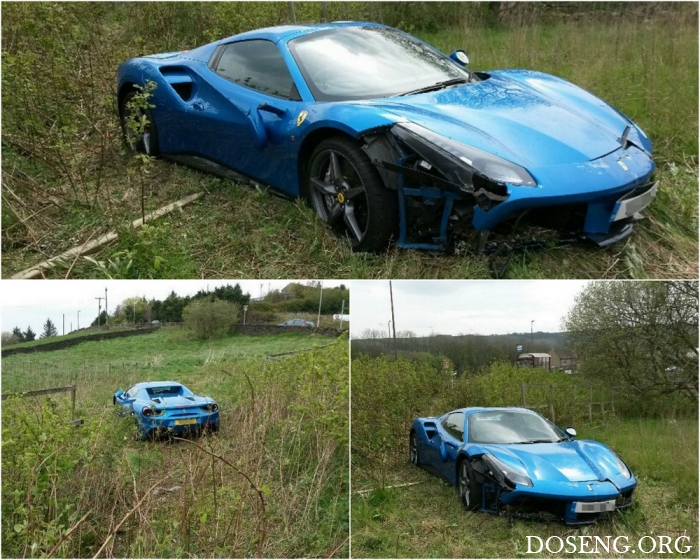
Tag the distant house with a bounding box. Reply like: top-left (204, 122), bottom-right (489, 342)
top-left (517, 353), bottom-right (552, 370)
top-left (548, 348), bottom-right (562, 368)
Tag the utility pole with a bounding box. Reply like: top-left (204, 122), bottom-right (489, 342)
top-left (243, 305), bottom-right (248, 325)
top-left (389, 281), bottom-right (397, 359)
top-left (77, 310), bottom-right (80, 330)
top-left (339, 299), bottom-right (345, 330)
top-left (105, 287), bottom-right (109, 328)
top-left (317, 281), bottom-right (324, 327)
top-left (63, 314), bottom-right (65, 336)
top-left (531, 320), bottom-right (534, 346)
top-left (133, 301), bottom-right (136, 324)
top-left (96, 297), bottom-right (103, 327)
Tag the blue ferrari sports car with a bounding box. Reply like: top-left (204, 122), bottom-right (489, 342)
top-left (410, 407), bottom-right (636, 525)
top-left (118, 22), bottom-right (657, 253)
top-left (114, 381), bottom-right (220, 440)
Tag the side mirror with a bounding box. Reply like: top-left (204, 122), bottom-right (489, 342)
top-left (449, 49), bottom-right (469, 66)
top-left (564, 427), bottom-right (577, 439)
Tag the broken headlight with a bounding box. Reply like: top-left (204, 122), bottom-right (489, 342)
top-left (393, 122), bottom-right (537, 187)
top-left (485, 454), bottom-right (533, 487)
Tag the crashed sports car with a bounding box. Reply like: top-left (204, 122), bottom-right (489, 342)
top-left (117, 22), bottom-right (657, 253)
top-left (113, 381), bottom-right (220, 440)
top-left (410, 407), bottom-right (636, 525)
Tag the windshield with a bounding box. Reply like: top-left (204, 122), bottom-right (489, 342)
top-left (468, 410), bottom-right (566, 444)
top-left (288, 26), bottom-right (471, 101)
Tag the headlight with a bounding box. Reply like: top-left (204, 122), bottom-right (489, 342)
top-left (486, 454), bottom-right (533, 487)
top-left (394, 122), bottom-right (537, 186)
top-left (615, 454), bottom-right (631, 480)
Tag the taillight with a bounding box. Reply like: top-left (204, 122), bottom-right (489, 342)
top-left (142, 407), bottom-right (164, 417)
top-left (202, 403), bottom-right (218, 412)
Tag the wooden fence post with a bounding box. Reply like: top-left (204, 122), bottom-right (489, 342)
top-left (520, 383), bottom-right (526, 407)
top-left (588, 386), bottom-right (593, 422)
top-left (549, 384), bottom-right (555, 423)
top-left (71, 385), bottom-right (76, 422)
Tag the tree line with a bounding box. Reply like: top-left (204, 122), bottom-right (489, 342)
top-left (3, 319), bottom-right (59, 346)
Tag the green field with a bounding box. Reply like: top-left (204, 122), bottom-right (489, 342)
top-left (1, 329), bottom-right (349, 558)
top-left (1, 327), bottom-right (336, 397)
top-left (351, 356), bottom-right (699, 558)
top-left (2, 3), bottom-right (697, 279)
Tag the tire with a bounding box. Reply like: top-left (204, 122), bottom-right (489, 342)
top-left (120, 90), bottom-right (160, 156)
top-left (307, 136), bottom-right (398, 252)
top-left (458, 459), bottom-right (481, 511)
top-left (409, 431), bottom-right (420, 466)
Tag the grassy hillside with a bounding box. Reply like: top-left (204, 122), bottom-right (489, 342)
top-left (351, 355), bottom-right (698, 558)
top-left (2, 3), bottom-right (696, 279)
top-left (2, 327), bottom-right (336, 396)
top-left (2, 331), bottom-right (348, 558)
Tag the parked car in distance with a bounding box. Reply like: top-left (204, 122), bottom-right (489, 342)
top-left (113, 381), bottom-right (219, 440)
top-left (278, 319), bottom-right (315, 327)
top-left (117, 22), bottom-right (655, 254)
top-left (410, 407), bottom-right (636, 525)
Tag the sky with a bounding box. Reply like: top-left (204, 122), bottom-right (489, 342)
top-left (350, 280), bottom-right (590, 338)
top-left (1, 279), bottom-right (346, 336)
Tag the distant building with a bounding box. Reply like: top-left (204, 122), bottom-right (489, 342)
top-left (517, 353), bottom-right (552, 370)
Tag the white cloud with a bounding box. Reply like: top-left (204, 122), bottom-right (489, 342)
top-left (350, 280), bottom-right (590, 337)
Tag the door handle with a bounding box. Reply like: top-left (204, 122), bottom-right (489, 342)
top-left (193, 101), bottom-right (205, 111)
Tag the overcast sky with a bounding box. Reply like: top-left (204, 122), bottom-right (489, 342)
top-left (350, 280), bottom-right (590, 337)
top-left (1, 280), bottom-right (345, 336)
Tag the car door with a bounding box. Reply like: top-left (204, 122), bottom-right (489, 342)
top-left (187, 39), bottom-right (303, 193)
top-left (438, 411), bottom-right (465, 483)
top-left (116, 385), bottom-right (138, 414)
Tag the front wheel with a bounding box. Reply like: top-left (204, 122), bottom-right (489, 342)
top-left (307, 136), bottom-right (398, 252)
top-left (458, 460), bottom-right (481, 511)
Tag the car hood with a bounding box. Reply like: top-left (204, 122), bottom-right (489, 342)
top-left (480, 440), bottom-right (626, 483)
top-left (359, 70), bottom-right (630, 168)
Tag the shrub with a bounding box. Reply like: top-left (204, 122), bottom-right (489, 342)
top-left (182, 299), bottom-right (239, 339)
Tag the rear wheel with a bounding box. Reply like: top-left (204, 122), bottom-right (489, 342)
top-left (458, 460), bottom-right (480, 511)
top-left (307, 136), bottom-right (398, 252)
top-left (409, 432), bottom-right (420, 465)
top-left (120, 90), bottom-right (160, 156)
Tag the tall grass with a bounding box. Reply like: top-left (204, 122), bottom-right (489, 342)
top-left (1, 334), bottom-right (349, 558)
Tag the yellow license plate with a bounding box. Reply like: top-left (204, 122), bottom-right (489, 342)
top-left (174, 418), bottom-right (197, 426)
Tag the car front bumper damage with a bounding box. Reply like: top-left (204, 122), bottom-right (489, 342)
top-left (365, 125), bottom-right (657, 252)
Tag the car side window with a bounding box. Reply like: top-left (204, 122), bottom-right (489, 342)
top-left (442, 412), bottom-right (465, 441)
top-left (213, 40), bottom-right (299, 100)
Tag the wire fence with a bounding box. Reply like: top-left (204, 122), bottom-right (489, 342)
top-left (520, 383), bottom-right (622, 424)
top-left (1, 361), bottom-right (142, 402)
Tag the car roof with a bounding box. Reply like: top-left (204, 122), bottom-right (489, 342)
top-left (219, 21), bottom-right (387, 45)
top-left (132, 381), bottom-right (183, 389)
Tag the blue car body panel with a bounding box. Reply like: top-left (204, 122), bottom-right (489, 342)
top-left (114, 381), bottom-right (220, 439)
top-left (117, 22), bottom-right (656, 248)
top-left (411, 407), bottom-right (636, 524)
